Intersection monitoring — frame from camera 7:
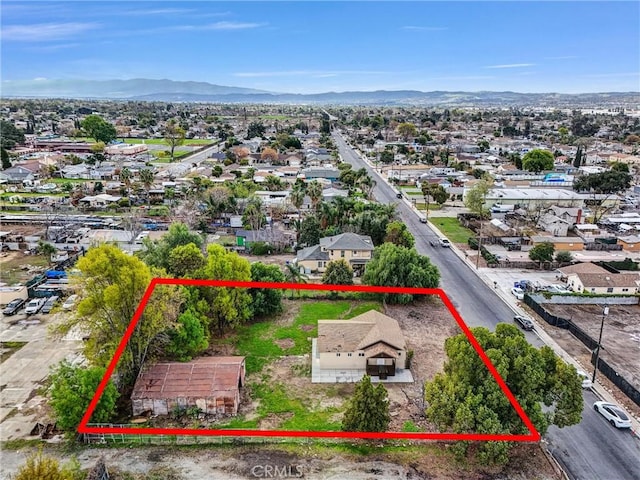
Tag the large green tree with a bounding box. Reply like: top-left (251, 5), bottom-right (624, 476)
top-left (81, 114), bottom-right (117, 144)
top-left (167, 242), bottom-right (205, 278)
top-left (195, 244), bottom-right (252, 335)
top-left (165, 309), bottom-right (208, 361)
top-left (397, 122), bottom-right (417, 142)
top-left (58, 244), bottom-right (182, 383)
top-left (163, 119), bottom-right (186, 162)
top-left (425, 324), bottom-right (583, 465)
top-left (573, 170), bottom-right (632, 222)
top-left (464, 178), bottom-right (492, 218)
top-left (49, 361), bottom-right (119, 431)
top-left (139, 222), bottom-right (203, 271)
top-left (522, 149), bottom-right (554, 173)
top-left (362, 243), bottom-right (440, 304)
top-left (249, 262), bottom-right (285, 318)
top-left (384, 220), bottom-right (415, 248)
top-left (322, 259), bottom-right (354, 285)
top-left (529, 242), bottom-right (555, 266)
top-left (0, 120), bottom-right (26, 149)
top-left (342, 375), bottom-right (390, 432)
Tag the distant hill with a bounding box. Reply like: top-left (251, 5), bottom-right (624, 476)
top-left (2, 78), bottom-right (638, 106)
top-left (1, 78), bottom-right (270, 98)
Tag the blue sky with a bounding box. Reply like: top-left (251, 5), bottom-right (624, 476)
top-left (1, 1), bottom-right (638, 94)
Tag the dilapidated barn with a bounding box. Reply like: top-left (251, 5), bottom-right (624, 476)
top-left (131, 356), bottom-right (246, 416)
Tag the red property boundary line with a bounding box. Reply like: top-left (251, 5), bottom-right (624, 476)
top-left (78, 280), bottom-right (541, 442)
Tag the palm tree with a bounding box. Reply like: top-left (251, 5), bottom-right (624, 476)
top-left (120, 167), bottom-right (132, 197)
top-left (306, 180), bottom-right (323, 211)
top-left (319, 202), bottom-right (337, 229)
top-left (358, 176), bottom-right (377, 200)
top-left (139, 168), bottom-right (155, 206)
top-left (284, 263), bottom-right (308, 299)
top-left (290, 184), bottom-right (306, 221)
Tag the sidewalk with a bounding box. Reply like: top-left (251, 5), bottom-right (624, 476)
top-left (350, 143), bottom-right (640, 438)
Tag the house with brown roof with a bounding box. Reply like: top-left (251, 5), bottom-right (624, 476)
top-left (313, 310), bottom-right (411, 382)
top-left (566, 272), bottom-right (640, 295)
top-left (557, 262), bottom-right (609, 281)
top-left (131, 356), bottom-right (246, 416)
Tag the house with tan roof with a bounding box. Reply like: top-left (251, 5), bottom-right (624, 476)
top-left (313, 310), bottom-right (412, 382)
top-left (295, 232), bottom-right (374, 275)
top-left (566, 272), bottom-right (640, 295)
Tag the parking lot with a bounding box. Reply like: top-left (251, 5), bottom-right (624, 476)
top-left (0, 309), bottom-right (83, 441)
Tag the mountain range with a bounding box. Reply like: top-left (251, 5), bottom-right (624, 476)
top-left (2, 78), bottom-right (638, 106)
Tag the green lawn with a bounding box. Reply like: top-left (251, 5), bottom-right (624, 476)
top-left (430, 217), bottom-right (474, 244)
top-left (217, 300), bottom-right (384, 432)
top-left (232, 300), bottom-right (381, 374)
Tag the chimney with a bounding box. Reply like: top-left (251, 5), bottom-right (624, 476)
top-left (577, 208), bottom-right (582, 224)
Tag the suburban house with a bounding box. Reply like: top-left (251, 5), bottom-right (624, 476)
top-left (566, 272), bottom-right (640, 294)
top-left (295, 232), bottom-right (374, 275)
top-left (530, 235), bottom-right (585, 251)
top-left (537, 213), bottom-right (571, 237)
top-left (557, 262), bottom-right (609, 281)
top-left (617, 235), bottom-right (640, 252)
top-left (300, 167), bottom-right (340, 182)
top-left (78, 194), bottom-right (122, 209)
top-left (0, 165), bottom-right (38, 184)
top-left (131, 356), bottom-right (246, 416)
top-left (549, 206), bottom-right (584, 225)
top-left (314, 310), bottom-right (412, 382)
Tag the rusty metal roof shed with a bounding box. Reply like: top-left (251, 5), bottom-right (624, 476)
top-left (131, 356), bottom-right (245, 400)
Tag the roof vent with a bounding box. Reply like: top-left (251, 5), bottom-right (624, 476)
top-left (606, 276), bottom-right (611, 281)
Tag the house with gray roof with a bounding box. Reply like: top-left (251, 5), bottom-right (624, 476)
top-left (0, 165), bottom-right (38, 184)
top-left (295, 232), bottom-right (374, 275)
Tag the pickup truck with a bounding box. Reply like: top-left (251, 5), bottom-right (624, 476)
top-left (24, 298), bottom-right (46, 315)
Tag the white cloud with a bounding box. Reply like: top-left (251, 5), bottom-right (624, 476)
top-left (401, 26), bottom-right (447, 31)
top-left (484, 63), bottom-right (536, 69)
top-left (1, 22), bottom-right (98, 42)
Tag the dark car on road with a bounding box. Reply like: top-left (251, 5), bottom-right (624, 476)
top-left (514, 315), bottom-right (534, 331)
top-left (2, 298), bottom-right (25, 316)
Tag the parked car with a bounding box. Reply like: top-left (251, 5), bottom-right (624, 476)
top-left (514, 315), bottom-right (534, 331)
top-left (2, 298), bottom-right (25, 316)
top-left (24, 298), bottom-right (46, 315)
top-left (62, 295), bottom-right (78, 310)
top-left (40, 296), bottom-right (59, 314)
top-left (439, 238), bottom-right (451, 247)
top-left (577, 370), bottom-right (593, 389)
top-left (511, 287), bottom-right (525, 300)
top-left (593, 401), bottom-right (632, 429)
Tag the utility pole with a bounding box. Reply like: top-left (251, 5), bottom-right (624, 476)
top-left (592, 306), bottom-right (610, 384)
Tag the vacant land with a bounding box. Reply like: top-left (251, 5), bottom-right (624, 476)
top-left (431, 217), bottom-right (474, 244)
top-left (0, 251), bottom-right (50, 285)
top-left (144, 295), bottom-right (463, 434)
top-left (540, 302), bottom-right (640, 418)
top-left (0, 443), bottom-right (560, 480)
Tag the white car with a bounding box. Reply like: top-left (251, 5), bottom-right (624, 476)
top-left (62, 295), bottom-right (79, 310)
top-left (24, 298), bottom-right (45, 315)
top-left (577, 370), bottom-right (593, 389)
top-left (511, 287), bottom-right (525, 300)
top-left (593, 401), bottom-right (632, 429)
top-left (438, 238), bottom-right (451, 248)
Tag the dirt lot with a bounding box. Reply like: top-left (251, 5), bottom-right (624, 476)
top-left (0, 251), bottom-right (50, 285)
top-left (535, 303), bottom-right (640, 418)
top-left (0, 443), bottom-right (561, 480)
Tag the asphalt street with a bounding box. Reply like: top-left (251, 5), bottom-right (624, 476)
top-left (332, 131), bottom-right (640, 480)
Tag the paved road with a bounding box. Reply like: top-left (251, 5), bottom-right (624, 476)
top-left (157, 143), bottom-right (220, 178)
top-left (332, 131), bottom-right (640, 480)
